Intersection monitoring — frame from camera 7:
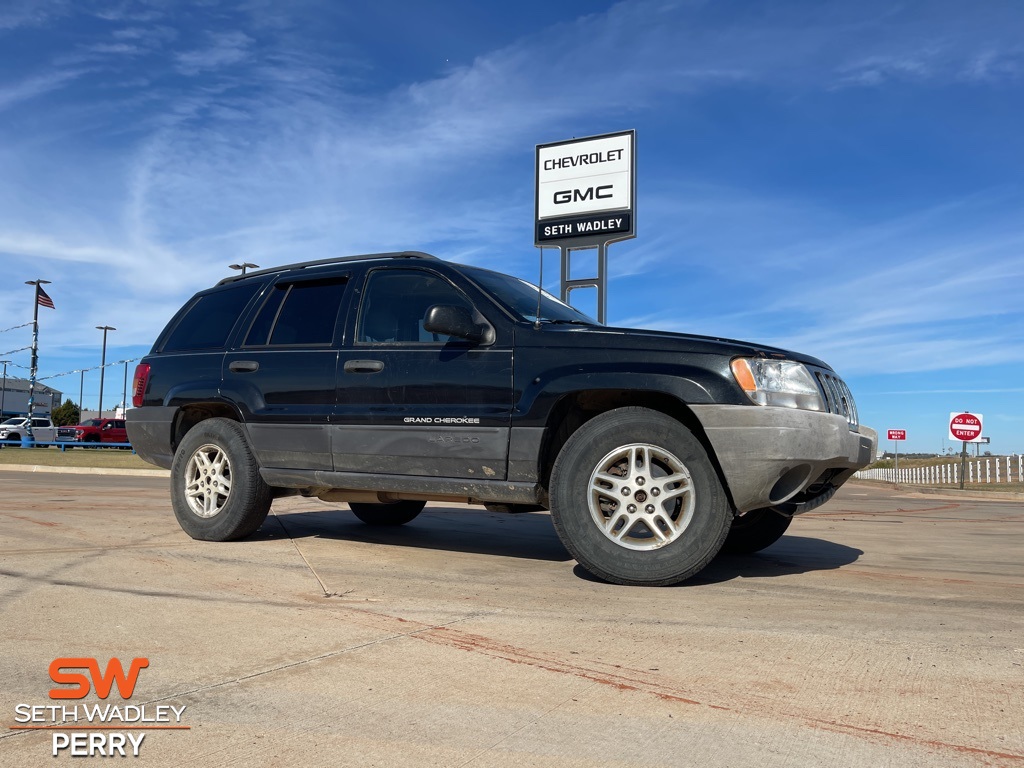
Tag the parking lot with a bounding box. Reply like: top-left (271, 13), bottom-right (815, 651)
top-left (0, 471), bottom-right (1021, 767)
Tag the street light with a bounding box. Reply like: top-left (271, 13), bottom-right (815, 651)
top-left (0, 360), bottom-right (9, 419)
top-left (96, 326), bottom-right (116, 419)
top-left (229, 262), bottom-right (259, 275)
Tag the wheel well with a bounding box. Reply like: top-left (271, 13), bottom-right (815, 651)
top-left (538, 390), bottom-right (735, 510)
top-left (172, 403), bottom-right (242, 453)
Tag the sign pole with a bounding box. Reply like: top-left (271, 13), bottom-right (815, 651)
top-left (948, 411), bottom-right (982, 489)
top-left (886, 429), bottom-right (906, 482)
top-left (536, 129), bottom-right (635, 325)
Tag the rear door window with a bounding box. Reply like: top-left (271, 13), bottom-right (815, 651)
top-left (245, 277), bottom-right (347, 347)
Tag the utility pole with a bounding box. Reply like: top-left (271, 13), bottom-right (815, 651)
top-left (121, 361), bottom-right (128, 417)
top-left (96, 325), bottom-right (116, 419)
top-left (0, 360), bottom-right (9, 419)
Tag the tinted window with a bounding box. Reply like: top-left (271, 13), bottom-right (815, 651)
top-left (162, 284), bottom-right (260, 352)
top-left (245, 284), bottom-right (287, 346)
top-left (462, 265), bottom-right (598, 325)
top-left (237, 278), bottom-right (346, 347)
top-left (270, 280), bottom-right (346, 346)
top-left (357, 269), bottom-right (474, 344)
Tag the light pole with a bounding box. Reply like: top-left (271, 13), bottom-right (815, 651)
top-left (121, 361), bottom-right (128, 418)
top-left (79, 369), bottom-right (84, 423)
top-left (0, 360), bottom-right (9, 419)
top-left (96, 326), bottom-right (116, 419)
top-left (25, 279), bottom-right (51, 445)
top-left (229, 262), bottom-right (258, 275)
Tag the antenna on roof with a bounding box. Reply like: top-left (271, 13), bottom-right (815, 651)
top-left (534, 246), bottom-right (544, 330)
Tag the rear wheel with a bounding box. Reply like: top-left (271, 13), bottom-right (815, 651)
top-left (720, 508), bottom-right (792, 554)
top-left (349, 500), bottom-right (426, 526)
top-left (549, 407), bottom-right (730, 586)
top-left (170, 418), bottom-right (271, 541)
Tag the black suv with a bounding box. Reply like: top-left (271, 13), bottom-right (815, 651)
top-left (127, 251), bottom-right (876, 585)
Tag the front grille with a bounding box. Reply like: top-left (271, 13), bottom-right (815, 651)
top-left (815, 371), bottom-right (859, 429)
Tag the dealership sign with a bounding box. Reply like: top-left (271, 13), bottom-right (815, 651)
top-left (948, 412), bottom-right (984, 442)
top-left (535, 130), bottom-right (636, 245)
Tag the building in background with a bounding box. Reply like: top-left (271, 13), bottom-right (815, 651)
top-left (0, 377), bottom-right (63, 418)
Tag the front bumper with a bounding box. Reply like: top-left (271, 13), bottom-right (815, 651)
top-left (691, 404), bottom-right (877, 514)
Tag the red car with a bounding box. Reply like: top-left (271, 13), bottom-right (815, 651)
top-left (75, 418), bottom-right (129, 444)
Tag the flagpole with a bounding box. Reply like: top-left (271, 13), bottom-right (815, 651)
top-left (24, 279), bottom-right (51, 446)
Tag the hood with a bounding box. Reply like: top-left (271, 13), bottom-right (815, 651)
top-left (531, 323), bottom-right (832, 370)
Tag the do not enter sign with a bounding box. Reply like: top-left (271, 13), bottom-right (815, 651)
top-left (949, 412), bottom-right (984, 442)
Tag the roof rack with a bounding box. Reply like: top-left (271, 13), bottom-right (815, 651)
top-left (216, 251), bottom-right (438, 286)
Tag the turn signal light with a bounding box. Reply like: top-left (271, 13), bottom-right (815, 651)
top-left (730, 359), bottom-right (757, 393)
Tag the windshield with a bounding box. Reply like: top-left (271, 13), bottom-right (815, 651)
top-left (1, 418), bottom-right (24, 426)
top-left (81, 419), bottom-right (103, 427)
top-left (462, 266), bottom-right (599, 325)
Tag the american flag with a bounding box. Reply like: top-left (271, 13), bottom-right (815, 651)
top-left (37, 286), bottom-right (55, 309)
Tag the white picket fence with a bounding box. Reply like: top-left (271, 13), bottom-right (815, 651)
top-left (856, 455), bottom-right (1024, 485)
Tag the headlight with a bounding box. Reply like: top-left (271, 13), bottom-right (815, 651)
top-left (730, 358), bottom-right (825, 412)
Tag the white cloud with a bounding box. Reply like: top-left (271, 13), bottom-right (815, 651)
top-left (0, 68), bottom-right (86, 112)
top-left (175, 30), bottom-right (254, 75)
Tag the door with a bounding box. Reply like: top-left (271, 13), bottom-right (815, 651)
top-left (333, 266), bottom-right (514, 479)
top-left (223, 273), bottom-right (349, 471)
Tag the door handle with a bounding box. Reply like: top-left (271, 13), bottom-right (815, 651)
top-left (229, 360), bottom-right (260, 373)
top-left (344, 359), bottom-right (384, 373)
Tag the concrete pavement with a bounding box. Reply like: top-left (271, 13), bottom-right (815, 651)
top-left (1, 475), bottom-right (1021, 766)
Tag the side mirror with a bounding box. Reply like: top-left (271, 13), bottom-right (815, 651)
top-left (423, 305), bottom-right (490, 343)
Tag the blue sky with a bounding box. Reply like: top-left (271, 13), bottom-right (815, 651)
top-left (1, 0), bottom-right (1022, 453)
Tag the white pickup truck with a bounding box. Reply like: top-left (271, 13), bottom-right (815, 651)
top-left (0, 416), bottom-right (57, 444)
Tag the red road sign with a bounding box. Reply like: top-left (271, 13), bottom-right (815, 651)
top-left (887, 429), bottom-right (906, 441)
top-left (949, 412), bottom-right (983, 442)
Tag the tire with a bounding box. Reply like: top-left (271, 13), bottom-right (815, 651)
top-left (549, 407), bottom-right (731, 586)
top-left (85, 435), bottom-right (100, 443)
top-left (349, 500), bottom-right (426, 526)
top-left (169, 418), bottom-right (272, 541)
top-left (720, 508), bottom-right (792, 554)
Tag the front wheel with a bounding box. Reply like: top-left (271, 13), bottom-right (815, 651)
top-left (549, 407), bottom-right (730, 586)
top-left (720, 508), bottom-right (792, 554)
top-left (170, 418), bottom-right (272, 541)
top-left (349, 500), bottom-right (425, 526)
